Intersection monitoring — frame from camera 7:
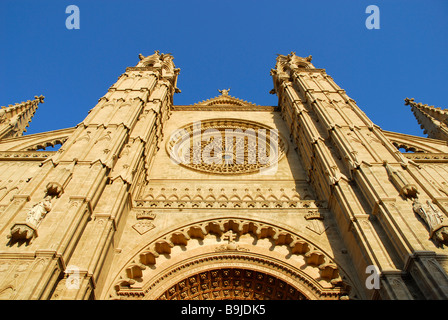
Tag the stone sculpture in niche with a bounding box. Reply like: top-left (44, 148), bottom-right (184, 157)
top-left (8, 196), bottom-right (52, 244)
top-left (7, 181), bottom-right (63, 245)
top-left (412, 199), bottom-right (448, 245)
top-left (25, 196), bottom-right (52, 228)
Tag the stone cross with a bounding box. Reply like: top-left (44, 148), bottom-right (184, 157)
top-left (222, 230), bottom-right (236, 244)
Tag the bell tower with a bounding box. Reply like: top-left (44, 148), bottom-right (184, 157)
top-left (0, 51), bottom-right (179, 299)
top-left (47, 51), bottom-right (180, 299)
top-left (271, 52), bottom-right (448, 299)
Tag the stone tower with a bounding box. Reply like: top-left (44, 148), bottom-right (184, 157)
top-left (0, 52), bottom-right (448, 300)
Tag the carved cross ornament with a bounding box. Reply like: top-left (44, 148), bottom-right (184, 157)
top-left (215, 230), bottom-right (249, 252)
top-left (223, 230), bottom-right (236, 244)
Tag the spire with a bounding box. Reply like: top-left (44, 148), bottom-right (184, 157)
top-left (0, 95), bottom-right (44, 140)
top-left (404, 97), bottom-right (448, 141)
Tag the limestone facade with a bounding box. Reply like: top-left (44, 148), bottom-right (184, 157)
top-left (1, 51), bottom-right (448, 300)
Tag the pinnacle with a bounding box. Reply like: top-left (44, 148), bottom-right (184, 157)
top-left (35, 95), bottom-right (45, 103)
top-left (0, 95), bottom-right (45, 139)
top-left (405, 97), bottom-right (448, 141)
top-left (405, 97), bottom-right (447, 115)
top-left (404, 97), bottom-right (414, 105)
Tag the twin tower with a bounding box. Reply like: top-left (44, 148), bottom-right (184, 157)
top-left (0, 51), bottom-right (448, 300)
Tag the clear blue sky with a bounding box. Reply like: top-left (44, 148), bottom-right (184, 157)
top-left (1, 1), bottom-right (447, 138)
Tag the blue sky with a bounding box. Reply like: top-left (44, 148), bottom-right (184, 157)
top-left (1, 1), bottom-right (447, 138)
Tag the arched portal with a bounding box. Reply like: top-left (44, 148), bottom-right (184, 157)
top-left (157, 267), bottom-right (308, 300)
top-left (107, 218), bottom-right (356, 300)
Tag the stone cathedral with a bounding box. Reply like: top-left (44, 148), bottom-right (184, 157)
top-left (1, 51), bottom-right (448, 300)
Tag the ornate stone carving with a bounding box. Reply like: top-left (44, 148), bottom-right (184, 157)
top-left (132, 209), bottom-right (156, 235)
top-left (7, 196), bottom-right (52, 244)
top-left (137, 51), bottom-right (163, 68)
top-left (132, 221), bottom-right (155, 235)
top-left (8, 223), bottom-right (39, 243)
top-left (135, 210), bottom-right (156, 220)
top-left (305, 211), bottom-right (327, 235)
top-left (26, 196), bottom-right (52, 227)
top-left (112, 217), bottom-right (349, 300)
top-left (112, 251), bottom-right (351, 300)
top-left (215, 230), bottom-right (249, 252)
top-left (0, 151), bottom-right (55, 160)
top-left (157, 268), bottom-right (307, 300)
top-left (135, 195), bottom-right (327, 209)
top-left (413, 199), bottom-right (448, 245)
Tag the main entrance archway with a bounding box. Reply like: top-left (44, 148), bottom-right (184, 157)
top-left (108, 218), bottom-right (356, 300)
top-left (157, 267), bottom-right (308, 300)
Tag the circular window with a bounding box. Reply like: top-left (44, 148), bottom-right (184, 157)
top-left (166, 119), bottom-right (287, 175)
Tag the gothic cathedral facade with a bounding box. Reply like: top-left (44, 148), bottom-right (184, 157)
top-left (1, 52), bottom-right (448, 300)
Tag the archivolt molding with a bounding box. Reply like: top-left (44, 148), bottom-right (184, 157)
top-left (108, 217), bottom-right (354, 300)
top-left (144, 254), bottom-right (345, 300)
top-left (156, 265), bottom-right (308, 300)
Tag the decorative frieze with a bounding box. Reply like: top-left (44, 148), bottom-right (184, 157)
top-left (134, 198), bottom-right (325, 210)
top-left (0, 151), bottom-right (55, 161)
top-left (136, 185), bottom-right (324, 210)
top-left (403, 153), bottom-right (448, 162)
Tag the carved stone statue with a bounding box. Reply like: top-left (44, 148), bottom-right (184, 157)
top-left (26, 196), bottom-right (52, 228)
top-left (413, 199), bottom-right (448, 245)
top-left (8, 196), bottom-right (53, 244)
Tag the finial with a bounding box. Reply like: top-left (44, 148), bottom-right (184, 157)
top-left (138, 53), bottom-right (145, 60)
top-left (404, 97), bottom-right (415, 106)
top-left (218, 88), bottom-right (231, 96)
top-left (34, 95), bottom-right (45, 103)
